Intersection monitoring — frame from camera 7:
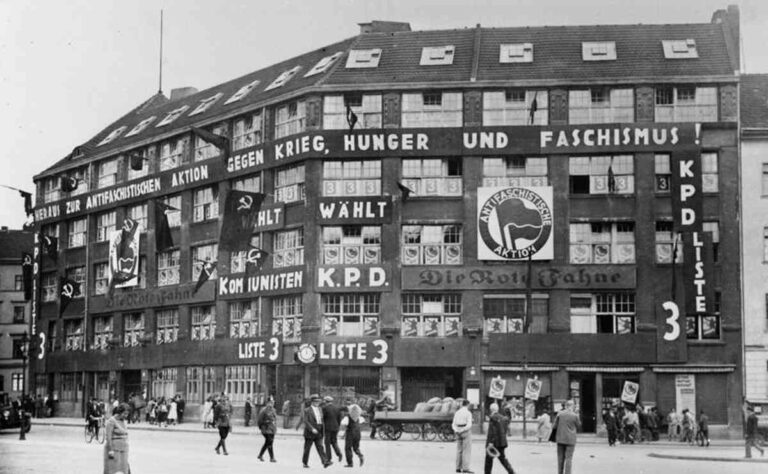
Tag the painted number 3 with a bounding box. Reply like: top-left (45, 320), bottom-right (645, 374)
top-left (371, 339), bottom-right (388, 365)
top-left (662, 301), bottom-right (680, 341)
top-left (268, 337), bottom-right (279, 361)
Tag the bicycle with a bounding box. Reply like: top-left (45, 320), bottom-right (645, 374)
top-left (85, 416), bottom-right (105, 444)
top-left (695, 428), bottom-right (709, 447)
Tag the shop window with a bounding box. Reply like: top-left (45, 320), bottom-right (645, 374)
top-left (320, 366), bottom-right (381, 406)
top-left (655, 222), bottom-right (683, 264)
top-left (275, 164), bottom-right (305, 203)
top-left (225, 79), bottom-right (260, 105)
top-left (157, 249), bottom-right (180, 286)
top-left (655, 86), bottom-right (717, 122)
top-left (96, 211), bottom-right (117, 242)
top-left (229, 300), bottom-right (260, 338)
top-left (655, 154), bottom-right (671, 193)
top-left (483, 90), bottom-right (548, 126)
top-left (402, 224), bottom-right (462, 265)
top-left (161, 195), bottom-right (182, 228)
top-left (125, 116), bottom-right (156, 137)
top-left (323, 94), bottom-right (382, 129)
top-left (701, 152), bottom-right (719, 193)
top-left (322, 160), bottom-right (381, 196)
top-left (127, 203), bottom-right (148, 230)
top-left (151, 368), bottom-right (178, 400)
top-left (570, 222), bottom-right (635, 264)
top-left (94, 262), bottom-right (109, 295)
top-left (570, 293), bottom-right (636, 334)
top-left (156, 308), bottom-right (179, 344)
top-left (687, 292), bottom-right (721, 340)
top-left (192, 186), bottom-right (219, 222)
top-left (401, 293), bottom-right (461, 337)
top-left (274, 100), bottom-right (306, 139)
top-left (569, 88), bottom-right (633, 124)
top-left (194, 122), bottom-right (229, 161)
top-left (569, 155), bottom-right (634, 194)
top-left (42, 272), bottom-right (57, 302)
top-left (123, 313), bottom-right (145, 347)
top-left (402, 91), bottom-right (462, 128)
top-left (322, 293), bottom-right (380, 336)
top-left (159, 136), bottom-right (189, 171)
top-left (232, 111), bottom-right (263, 150)
top-left (272, 295), bottom-right (302, 342)
top-left (482, 157), bottom-right (548, 187)
top-left (321, 226), bottom-right (380, 265)
top-left (66, 266), bottom-right (85, 298)
top-left (60, 373), bottom-right (79, 401)
top-left (273, 228), bottom-right (304, 268)
top-left (401, 158), bottom-right (462, 196)
top-left (92, 316), bottom-right (113, 351)
top-left (96, 159), bottom-right (119, 189)
top-left (483, 295), bottom-right (549, 335)
top-left (191, 305), bottom-right (216, 341)
top-left (230, 236), bottom-right (262, 273)
top-left (68, 218), bottom-right (87, 248)
top-left (225, 365), bottom-right (259, 403)
top-left (191, 244), bottom-right (218, 281)
top-left (64, 319), bottom-right (84, 351)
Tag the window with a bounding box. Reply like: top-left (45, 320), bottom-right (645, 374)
top-left (345, 49), bottom-right (382, 68)
top-left (655, 86), bottom-right (718, 122)
top-left (484, 295), bottom-right (549, 335)
top-left (687, 292), bottom-right (720, 340)
top-left (42, 177), bottom-right (61, 203)
top-left (192, 244), bottom-right (218, 281)
top-left (47, 320), bottom-right (58, 353)
top-left (655, 222), bottom-right (683, 264)
top-left (97, 126), bottom-right (127, 146)
top-left (402, 92), bottom-right (462, 128)
top-left (60, 372), bottom-right (79, 400)
top-left (186, 367), bottom-right (202, 402)
top-left (569, 155), bottom-right (634, 194)
top-left (127, 148), bottom-right (151, 180)
top-left (274, 228), bottom-right (304, 267)
top-left (322, 226), bottom-right (381, 264)
top-left (232, 112), bottom-right (263, 150)
top-left (265, 66), bottom-right (301, 91)
top-left (156, 308), bottom-right (179, 344)
top-left (135, 256), bottom-right (147, 289)
top-left (191, 305), bottom-right (216, 341)
top-left (323, 94), bottom-right (382, 129)
top-left (96, 159), bottom-right (119, 189)
top-left (272, 295), bottom-right (302, 342)
top-left (764, 227), bottom-right (768, 262)
top-left (305, 52), bottom-right (343, 77)
top-left (125, 116), bottom-right (156, 137)
top-left (225, 365), bottom-right (259, 403)
top-left (127, 203), bottom-right (148, 230)
top-left (701, 152), bottom-right (719, 193)
top-left (64, 319), bottom-right (84, 351)
top-left (190, 92), bottom-right (223, 116)
top-left (193, 186), bottom-right (219, 222)
top-left (582, 42), bottom-right (617, 61)
top-left (68, 168), bottom-right (89, 196)
top-left (401, 158), bottom-right (462, 196)
top-left (274, 100), bottom-right (306, 138)
top-left (231, 174), bottom-right (261, 193)
top-left (662, 39), bottom-right (698, 59)
top-left (156, 105), bottom-right (189, 127)
top-left (159, 137), bottom-right (189, 171)
top-left (322, 293), bottom-right (380, 336)
top-left (96, 211), bottom-right (116, 242)
top-left (499, 43), bottom-right (533, 63)
top-left (275, 164), bottom-right (305, 203)
top-left (569, 88), bottom-right (634, 124)
top-left (123, 313), bottom-right (145, 347)
top-left (66, 267), bottom-right (85, 298)
top-left (230, 236), bottom-right (262, 273)
top-left (402, 224), bottom-right (462, 265)
top-left (654, 154), bottom-right (672, 192)
top-left (703, 221), bottom-right (720, 263)
top-left (42, 273), bottom-right (57, 302)
top-left (570, 222), bottom-right (635, 264)
top-left (151, 368), bottom-right (178, 400)
top-left (570, 293), bottom-right (636, 334)
top-left (94, 262), bottom-right (109, 295)
top-left (322, 160), bottom-right (381, 196)
top-left (194, 123), bottom-right (228, 161)
top-left (402, 294), bottom-right (462, 337)
top-left (12, 337), bottom-right (25, 359)
top-left (225, 79), bottom-right (260, 105)
top-left (157, 249), bottom-right (180, 286)
top-left (229, 300), bottom-right (260, 338)
top-left (14, 275), bottom-right (23, 291)
top-left (13, 305), bottom-right (25, 323)
top-left (482, 157), bottom-right (548, 187)
top-left (12, 373), bottom-right (24, 392)
top-left (161, 195), bottom-right (182, 228)
top-left (420, 45), bottom-right (455, 65)
top-left (483, 90), bottom-right (548, 125)
top-left (92, 316), bottom-right (113, 350)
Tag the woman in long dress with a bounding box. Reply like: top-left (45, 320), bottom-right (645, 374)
top-left (536, 411), bottom-right (552, 442)
top-left (168, 399), bottom-right (178, 425)
top-left (104, 403), bottom-right (131, 474)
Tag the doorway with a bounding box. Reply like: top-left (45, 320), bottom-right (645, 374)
top-left (569, 373), bottom-right (596, 432)
top-left (401, 367), bottom-right (463, 411)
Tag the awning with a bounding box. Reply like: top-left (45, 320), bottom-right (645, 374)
top-left (481, 365), bottom-right (559, 372)
top-left (651, 365), bottom-right (735, 373)
top-left (566, 366), bottom-right (645, 373)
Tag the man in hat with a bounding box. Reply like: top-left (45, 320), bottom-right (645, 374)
top-left (322, 396), bottom-right (343, 463)
top-left (745, 405), bottom-right (765, 458)
top-left (485, 403), bottom-right (515, 474)
top-left (302, 394), bottom-right (331, 468)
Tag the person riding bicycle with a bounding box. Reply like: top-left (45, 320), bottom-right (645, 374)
top-left (86, 397), bottom-right (104, 438)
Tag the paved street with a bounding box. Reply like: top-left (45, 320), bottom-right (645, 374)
top-left (1, 424), bottom-right (765, 474)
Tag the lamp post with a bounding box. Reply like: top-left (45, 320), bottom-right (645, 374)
top-left (20, 331), bottom-right (29, 397)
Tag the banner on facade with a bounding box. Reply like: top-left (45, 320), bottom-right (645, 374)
top-left (621, 381), bottom-right (639, 404)
top-left (108, 219), bottom-right (141, 288)
top-left (477, 187), bottom-right (553, 261)
top-left (675, 374), bottom-right (696, 415)
top-left (489, 376), bottom-right (506, 399)
top-left (525, 379), bottom-right (542, 400)
top-left (236, 336), bottom-right (281, 364)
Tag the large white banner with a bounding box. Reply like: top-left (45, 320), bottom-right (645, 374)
top-left (108, 222), bottom-right (142, 288)
top-left (675, 374), bottom-right (696, 415)
top-left (477, 186), bottom-right (554, 261)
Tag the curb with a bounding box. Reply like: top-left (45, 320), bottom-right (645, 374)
top-left (648, 452), bottom-right (768, 463)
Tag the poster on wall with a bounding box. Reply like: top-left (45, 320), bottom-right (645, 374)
top-left (675, 374), bottom-right (696, 415)
top-left (525, 379), bottom-right (542, 400)
top-left (621, 381), bottom-right (639, 404)
top-left (477, 187), bottom-right (554, 261)
top-left (489, 376), bottom-right (506, 399)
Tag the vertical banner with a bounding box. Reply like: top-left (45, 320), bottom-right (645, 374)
top-left (675, 374), bottom-right (696, 415)
top-left (109, 220), bottom-right (142, 288)
top-left (670, 149), bottom-right (703, 234)
top-left (683, 231), bottom-right (715, 316)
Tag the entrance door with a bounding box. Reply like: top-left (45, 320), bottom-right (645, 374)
top-left (569, 373), bottom-right (596, 432)
top-left (122, 370), bottom-right (142, 401)
top-left (401, 367), bottom-right (463, 411)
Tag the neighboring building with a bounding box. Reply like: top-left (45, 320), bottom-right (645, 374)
top-left (29, 7), bottom-right (744, 434)
top-left (741, 73), bottom-right (768, 411)
top-left (0, 227), bottom-right (33, 399)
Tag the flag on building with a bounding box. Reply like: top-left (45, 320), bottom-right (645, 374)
top-left (529, 91), bottom-right (538, 125)
top-left (245, 248), bottom-right (269, 275)
top-left (346, 104), bottom-right (359, 131)
top-left (191, 127), bottom-right (230, 161)
top-left (397, 182), bottom-right (414, 202)
top-left (608, 160), bottom-right (617, 193)
top-left (671, 232), bottom-right (679, 300)
top-left (194, 261), bottom-right (217, 294)
top-left (108, 218), bottom-right (142, 290)
top-left (218, 190), bottom-right (265, 251)
top-left (21, 252), bottom-right (33, 301)
top-left (154, 200), bottom-right (177, 251)
top-left (129, 152), bottom-right (145, 171)
top-left (60, 176), bottom-right (78, 192)
top-left (41, 234), bottom-right (58, 261)
top-left (20, 191), bottom-right (33, 216)
top-left (59, 277), bottom-right (80, 316)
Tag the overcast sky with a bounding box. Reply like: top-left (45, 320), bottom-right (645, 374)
top-left (1, 0), bottom-right (766, 229)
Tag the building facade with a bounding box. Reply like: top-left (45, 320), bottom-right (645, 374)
top-left (30, 8), bottom-right (743, 433)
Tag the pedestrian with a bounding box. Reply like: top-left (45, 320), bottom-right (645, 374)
top-left (646, 407), bottom-right (659, 441)
top-left (341, 403), bottom-right (365, 467)
top-left (146, 398), bottom-right (156, 424)
top-left (452, 399), bottom-right (473, 473)
top-left (104, 403), bottom-right (131, 474)
top-left (245, 396), bottom-right (253, 427)
top-left (302, 393), bottom-right (331, 468)
top-left (484, 402), bottom-right (515, 474)
top-left (157, 397), bottom-right (168, 427)
top-left (536, 410), bottom-right (552, 443)
top-left (698, 409), bottom-right (710, 446)
top-left (322, 396), bottom-right (343, 463)
top-left (34, 395), bottom-right (43, 419)
top-left (622, 406), bottom-right (639, 443)
top-left (202, 396), bottom-right (214, 429)
top-left (552, 399), bottom-right (581, 474)
top-left (282, 398), bottom-right (292, 429)
top-left (667, 408), bottom-right (680, 441)
top-left (745, 405), bottom-right (764, 458)
top-left (604, 407), bottom-right (619, 446)
top-left (257, 397), bottom-right (278, 463)
top-left (176, 394), bottom-right (185, 424)
top-left (168, 398), bottom-right (178, 426)
top-left (681, 409), bottom-right (694, 444)
top-left (127, 393), bottom-right (136, 424)
top-left (214, 395), bottom-right (232, 455)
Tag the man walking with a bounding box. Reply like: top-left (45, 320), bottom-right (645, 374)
top-left (698, 409), bottom-right (710, 446)
top-left (484, 403), bottom-right (515, 474)
top-left (745, 405), bottom-right (765, 458)
top-left (552, 399), bottom-right (581, 474)
top-left (302, 394), bottom-right (331, 468)
top-left (244, 396), bottom-right (253, 427)
top-left (452, 399), bottom-right (473, 473)
top-left (322, 396), bottom-right (343, 463)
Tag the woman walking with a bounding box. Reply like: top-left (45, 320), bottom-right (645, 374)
top-left (104, 403), bottom-right (131, 474)
top-left (214, 395), bottom-right (232, 455)
top-left (341, 403), bottom-right (365, 467)
top-left (257, 398), bottom-right (278, 462)
top-left (202, 396), bottom-right (214, 429)
top-left (536, 411), bottom-right (552, 442)
top-left (168, 398), bottom-right (178, 426)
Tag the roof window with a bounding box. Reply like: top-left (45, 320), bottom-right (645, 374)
top-left (190, 93), bottom-right (223, 116)
top-left (345, 49), bottom-right (382, 68)
top-left (265, 66), bottom-right (302, 91)
top-left (125, 116), bottom-right (156, 137)
top-left (420, 46), bottom-right (455, 65)
top-left (225, 79), bottom-right (261, 105)
top-left (305, 52), bottom-right (343, 77)
top-left (97, 126), bottom-right (127, 146)
top-left (662, 39), bottom-right (698, 59)
top-left (156, 105), bottom-right (190, 128)
top-left (500, 43), bottom-right (533, 63)
top-left (582, 42), bottom-right (617, 61)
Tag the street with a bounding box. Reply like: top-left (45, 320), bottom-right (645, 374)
top-left (0, 424), bottom-right (764, 474)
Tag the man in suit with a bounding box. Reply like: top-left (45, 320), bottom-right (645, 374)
top-left (553, 399), bottom-right (581, 474)
top-left (322, 396), bottom-right (343, 463)
top-left (485, 403), bottom-right (515, 474)
top-left (302, 394), bottom-right (331, 468)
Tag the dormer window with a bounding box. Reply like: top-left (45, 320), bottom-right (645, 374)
top-left (422, 92), bottom-right (443, 107)
top-left (420, 46), bottom-right (455, 66)
top-left (190, 93), bottom-right (223, 116)
top-left (97, 126), bottom-right (127, 146)
top-left (225, 79), bottom-right (260, 105)
top-left (125, 116), bottom-right (156, 137)
top-left (265, 66), bottom-right (301, 91)
top-left (500, 43), bottom-right (533, 63)
top-left (156, 106), bottom-right (190, 127)
top-left (662, 39), bottom-right (698, 59)
top-left (305, 52), bottom-right (343, 77)
top-left (345, 49), bottom-right (382, 68)
top-left (582, 42), bottom-right (617, 61)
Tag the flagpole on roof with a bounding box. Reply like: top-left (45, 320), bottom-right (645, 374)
top-left (158, 9), bottom-right (164, 94)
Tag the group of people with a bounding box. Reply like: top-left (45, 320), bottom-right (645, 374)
top-left (8, 393), bottom-right (55, 418)
top-left (298, 393), bottom-right (366, 468)
top-left (602, 404), bottom-right (662, 445)
top-left (665, 407), bottom-right (710, 445)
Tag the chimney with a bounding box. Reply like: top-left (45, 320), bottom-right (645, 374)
top-left (169, 87), bottom-right (199, 102)
top-left (712, 5), bottom-right (740, 71)
top-left (358, 21), bottom-right (411, 34)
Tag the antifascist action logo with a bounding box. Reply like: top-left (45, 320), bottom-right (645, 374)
top-left (478, 187), bottom-right (552, 260)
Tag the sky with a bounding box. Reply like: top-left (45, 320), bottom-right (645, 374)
top-left (1, 0), bottom-right (766, 229)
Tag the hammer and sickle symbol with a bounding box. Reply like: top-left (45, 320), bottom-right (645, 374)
top-left (23, 255), bottom-right (32, 266)
top-left (237, 195), bottom-right (253, 212)
top-left (122, 219), bottom-right (135, 233)
top-left (62, 283), bottom-right (74, 299)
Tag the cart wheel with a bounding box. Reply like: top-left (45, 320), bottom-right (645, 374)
top-left (404, 423), bottom-right (422, 440)
top-left (438, 423), bottom-right (456, 442)
top-left (378, 423), bottom-right (394, 440)
top-left (422, 424), bottom-right (437, 441)
top-left (390, 424), bottom-right (403, 440)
